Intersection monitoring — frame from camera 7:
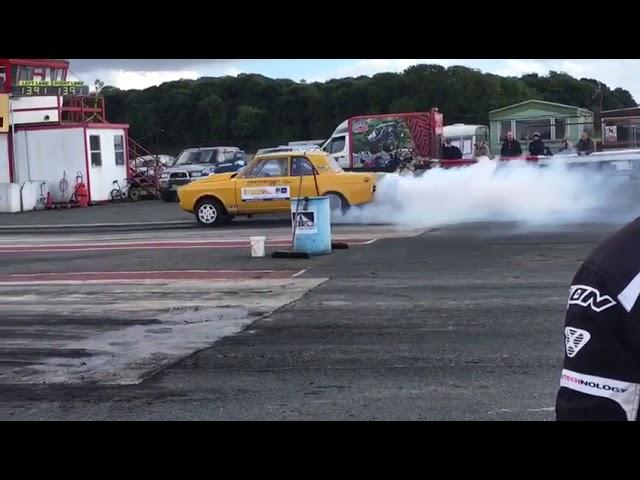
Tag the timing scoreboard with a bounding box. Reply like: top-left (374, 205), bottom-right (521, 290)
top-left (12, 80), bottom-right (90, 96)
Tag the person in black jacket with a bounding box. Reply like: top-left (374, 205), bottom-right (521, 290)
top-left (575, 130), bottom-right (596, 156)
top-left (500, 131), bottom-right (522, 158)
top-left (556, 218), bottom-right (640, 421)
top-left (528, 132), bottom-right (546, 156)
top-left (442, 139), bottom-right (462, 160)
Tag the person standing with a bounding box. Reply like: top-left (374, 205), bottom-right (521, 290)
top-left (473, 138), bottom-right (491, 160)
top-left (528, 132), bottom-right (546, 156)
top-left (500, 131), bottom-right (522, 158)
top-left (558, 139), bottom-right (574, 154)
top-left (556, 218), bottom-right (640, 421)
top-left (575, 130), bottom-right (596, 156)
top-left (442, 139), bottom-right (463, 160)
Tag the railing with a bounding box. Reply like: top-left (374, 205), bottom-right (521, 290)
top-left (60, 96), bottom-right (106, 123)
top-left (127, 136), bottom-right (162, 198)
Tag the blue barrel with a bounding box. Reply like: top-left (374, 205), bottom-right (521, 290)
top-left (290, 196), bottom-right (332, 255)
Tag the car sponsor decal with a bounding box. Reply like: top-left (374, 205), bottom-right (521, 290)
top-left (352, 120), bottom-right (369, 133)
top-left (241, 186), bottom-right (290, 202)
top-left (565, 327), bottom-right (591, 358)
top-left (567, 285), bottom-right (617, 312)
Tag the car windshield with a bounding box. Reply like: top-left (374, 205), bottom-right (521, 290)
top-left (174, 150), bottom-right (216, 166)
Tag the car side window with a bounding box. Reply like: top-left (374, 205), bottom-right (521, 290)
top-left (195, 150), bottom-right (216, 165)
top-left (244, 158), bottom-right (289, 178)
top-left (291, 157), bottom-right (315, 176)
top-left (222, 151), bottom-right (238, 162)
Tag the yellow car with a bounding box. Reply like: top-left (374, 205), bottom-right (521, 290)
top-left (178, 150), bottom-right (377, 226)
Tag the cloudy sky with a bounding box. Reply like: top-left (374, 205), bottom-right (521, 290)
top-left (68, 59), bottom-right (640, 101)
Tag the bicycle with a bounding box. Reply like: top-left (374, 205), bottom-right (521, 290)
top-left (110, 179), bottom-right (141, 202)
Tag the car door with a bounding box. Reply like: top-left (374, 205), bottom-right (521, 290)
top-left (234, 157), bottom-right (292, 214)
top-left (290, 156), bottom-right (321, 199)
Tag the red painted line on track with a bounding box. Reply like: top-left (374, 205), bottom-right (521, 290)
top-left (0, 269), bottom-right (301, 283)
top-left (0, 238), bottom-right (376, 254)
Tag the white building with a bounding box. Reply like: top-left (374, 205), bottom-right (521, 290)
top-left (0, 59), bottom-right (131, 206)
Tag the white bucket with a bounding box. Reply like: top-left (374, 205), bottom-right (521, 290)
top-left (250, 236), bottom-right (266, 257)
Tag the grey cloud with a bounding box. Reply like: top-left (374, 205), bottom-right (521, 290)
top-left (68, 59), bottom-right (236, 73)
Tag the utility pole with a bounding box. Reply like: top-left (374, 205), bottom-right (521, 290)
top-left (593, 81), bottom-right (603, 139)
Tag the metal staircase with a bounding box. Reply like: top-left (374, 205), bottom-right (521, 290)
top-left (127, 136), bottom-right (162, 198)
top-left (61, 95), bottom-right (162, 199)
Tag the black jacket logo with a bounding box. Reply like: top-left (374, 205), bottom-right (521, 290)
top-left (568, 285), bottom-right (617, 312)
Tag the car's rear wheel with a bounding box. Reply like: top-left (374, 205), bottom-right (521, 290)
top-left (195, 198), bottom-right (226, 227)
top-left (326, 192), bottom-right (350, 214)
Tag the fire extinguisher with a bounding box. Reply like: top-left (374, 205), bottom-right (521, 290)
top-left (73, 171), bottom-right (89, 207)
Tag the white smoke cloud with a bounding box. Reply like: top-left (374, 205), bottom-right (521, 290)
top-left (337, 159), bottom-right (638, 229)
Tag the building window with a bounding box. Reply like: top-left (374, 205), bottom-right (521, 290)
top-left (114, 135), bottom-right (125, 165)
top-left (555, 119), bottom-right (566, 140)
top-left (90, 135), bottom-right (102, 167)
top-left (50, 68), bottom-right (66, 82)
top-left (32, 68), bottom-right (45, 81)
top-left (18, 67), bottom-right (33, 82)
top-left (499, 121), bottom-right (512, 141)
top-left (515, 120), bottom-right (551, 142)
top-left (0, 67), bottom-right (6, 93)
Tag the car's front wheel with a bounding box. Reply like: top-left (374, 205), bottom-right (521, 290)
top-left (195, 197), bottom-right (226, 227)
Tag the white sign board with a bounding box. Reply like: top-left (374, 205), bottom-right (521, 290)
top-left (292, 210), bottom-right (317, 234)
top-left (241, 185), bottom-right (290, 202)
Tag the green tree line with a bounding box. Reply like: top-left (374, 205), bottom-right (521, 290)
top-left (101, 64), bottom-right (637, 155)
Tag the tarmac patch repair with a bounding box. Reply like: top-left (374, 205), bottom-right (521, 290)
top-left (0, 278), bottom-right (326, 385)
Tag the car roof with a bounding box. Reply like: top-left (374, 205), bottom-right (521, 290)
top-left (182, 146), bottom-right (240, 151)
top-left (255, 150), bottom-right (326, 158)
top-left (258, 145), bottom-right (321, 153)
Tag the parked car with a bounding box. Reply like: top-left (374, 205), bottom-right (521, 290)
top-left (177, 150), bottom-right (377, 226)
top-left (158, 147), bottom-right (247, 202)
top-left (131, 155), bottom-right (175, 176)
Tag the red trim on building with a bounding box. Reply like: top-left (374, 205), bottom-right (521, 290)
top-left (15, 124), bottom-right (84, 132)
top-left (350, 111), bottom-right (435, 121)
top-left (80, 123), bottom-right (130, 130)
top-left (12, 106), bottom-right (58, 112)
top-left (7, 59), bottom-right (69, 69)
top-left (123, 128), bottom-right (131, 182)
top-left (6, 131), bottom-right (14, 182)
top-left (82, 125), bottom-right (92, 203)
top-left (15, 122), bottom-right (129, 132)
